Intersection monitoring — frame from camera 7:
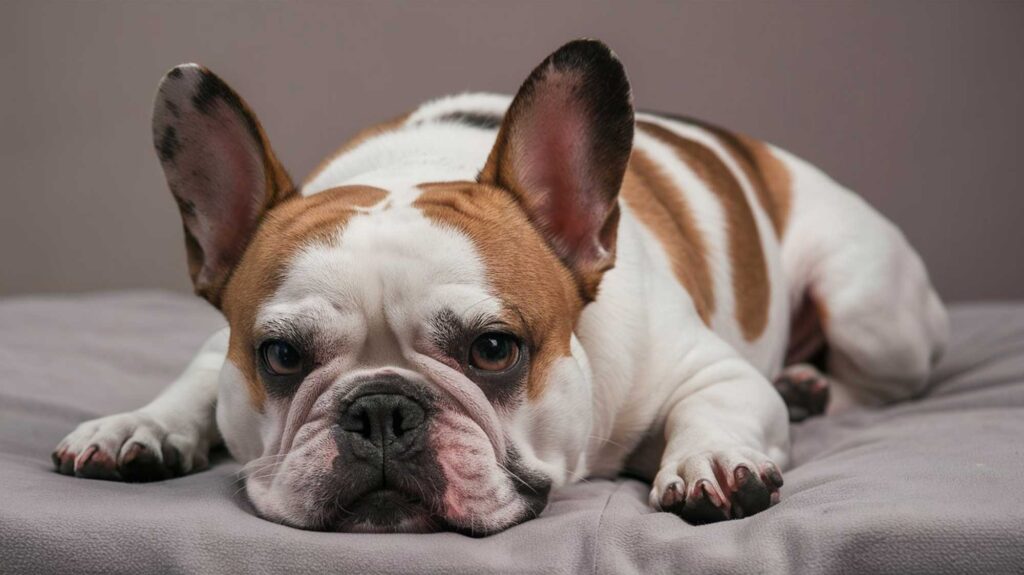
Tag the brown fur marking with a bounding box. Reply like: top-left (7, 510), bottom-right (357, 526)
top-left (221, 186), bottom-right (389, 408)
top-left (638, 120), bottom-right (770, 341)
top-left (721, 132), bottom-right (792, 238)
top-left (674, 117), bottom-right (793, 237)
top-left (622, 148), bottom-right (715, 326)
top-left (415, 182), bottom-right (582, 400)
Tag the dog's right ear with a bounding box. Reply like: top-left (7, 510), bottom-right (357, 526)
top-left (152, 64), bottom-right (295, 307)
top-left (479, 40), bottom-right (633, 301)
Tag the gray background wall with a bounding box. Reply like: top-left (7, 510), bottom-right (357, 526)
top-left (2, 1), bottom-right (1022, 301)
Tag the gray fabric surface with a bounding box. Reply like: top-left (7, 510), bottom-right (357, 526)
top-left (1, 291), bottom-right (1022, 574)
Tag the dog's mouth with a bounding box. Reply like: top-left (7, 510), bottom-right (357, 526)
top-left (331, 489), bottom-right (438, 533)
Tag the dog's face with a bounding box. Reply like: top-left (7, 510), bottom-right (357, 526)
top-left (218, 182), bottom-right (590, 534)
top-left (151, 40), bottom-right (633, 534)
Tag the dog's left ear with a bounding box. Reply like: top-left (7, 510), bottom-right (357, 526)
top-left (151, 64), bottom-right (295, 307)
top-left (480, 39), bottom-right (634, 300)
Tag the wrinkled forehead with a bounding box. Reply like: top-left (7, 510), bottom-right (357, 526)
top-left (229, 180), bottom-right (580, 322)
top-left (260, 191), bottom-right (505, 340)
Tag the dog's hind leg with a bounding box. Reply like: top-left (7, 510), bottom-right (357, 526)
top-left (773, 148), bottom-right (949, 412)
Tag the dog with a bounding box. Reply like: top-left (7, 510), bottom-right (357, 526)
top-left (52, 39), bottom-right (949, 534)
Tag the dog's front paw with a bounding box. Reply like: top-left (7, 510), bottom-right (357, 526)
top-left (52, 412), bottom-right (206, 482)
top-left (650, 449), bottom-right (783, 524)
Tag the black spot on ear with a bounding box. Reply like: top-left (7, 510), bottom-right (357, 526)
top-left (164, 99), bottom-right (180, 119)
top-left (174, 196), bottom-right (197, 219)
top-left (192, 70), bottom-right (228, 115)
top-left (436, 111), bottom-right (504, 130)
top-left (191, 70), bottom-right (264, 149)
top-left (168, 67), bottom-right (183, 79)
top-left (157, 125), bottom-right (181, 163)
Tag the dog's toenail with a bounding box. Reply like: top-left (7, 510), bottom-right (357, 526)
top-left (735, 466), bottom-right (751, 483)
top-left (123, 442), bottom-right (145, 463)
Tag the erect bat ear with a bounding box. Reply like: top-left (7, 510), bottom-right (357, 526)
top-left (480, 39), bottom-right (634, 300)
top-left (151, 64), bottom-right (295, 307)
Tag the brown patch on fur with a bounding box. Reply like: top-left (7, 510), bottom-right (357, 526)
top-left (736, 136), bottom-right (792, 237)
top-left (671, 116), bottom-right (792, 237)
top-left (638, 120), bottom-right (770, 341)
top-left (221, 186), bottom-right (389, 408)
top-left (302, 113), bottom-right (412, 188)
top-left (415, 182), bottom-right (582, 400)
top-left (622, 149), bottom-right (715, 326)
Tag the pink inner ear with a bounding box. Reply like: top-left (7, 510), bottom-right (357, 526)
top-left (514, 74), bottom-right (604, 261)
top-left (168, 96), bottom-right (266, 286)
top-left (211, 109), bottom-right (266, 266)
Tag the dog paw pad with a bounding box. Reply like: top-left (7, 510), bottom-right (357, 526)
top-left (773, 364), bottom-right (830, 422)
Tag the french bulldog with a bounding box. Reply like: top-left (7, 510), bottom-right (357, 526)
top-left (52, 39), bottom-right (949, 534)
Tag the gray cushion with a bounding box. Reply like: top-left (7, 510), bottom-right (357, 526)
top-left (1, 291), bottom-right (1022, 574)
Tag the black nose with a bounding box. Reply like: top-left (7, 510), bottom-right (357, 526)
top-left (338, 393), bottom-right (426, 459)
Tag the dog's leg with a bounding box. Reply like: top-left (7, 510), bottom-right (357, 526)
top-left (650, 350), bottom-right (790, 523)
top-left (52, 328), bottom-right (227, 481)
top-left (777, 149), bottom-right (950, 411)
top-left (773, 363), bottom-right (830, 422)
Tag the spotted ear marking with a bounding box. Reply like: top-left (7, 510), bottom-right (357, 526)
top-left (480, 39), bottom-right (635, 301)
top-left (151, 64), bottom-right (294, 307)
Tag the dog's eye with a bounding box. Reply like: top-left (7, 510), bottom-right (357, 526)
top-left (469, 333), bottom-right (520, 372)
top-left (260, 340), bottom-right (303, 376)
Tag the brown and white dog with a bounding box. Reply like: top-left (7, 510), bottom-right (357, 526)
top-left (52, 40), bottom-right (949, 534)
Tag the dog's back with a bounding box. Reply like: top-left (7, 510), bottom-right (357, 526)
top-left (303, 92), bottom-right (948, 465)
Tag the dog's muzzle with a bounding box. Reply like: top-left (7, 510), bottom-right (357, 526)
top-left (326, 375), bottom-right (442, 531)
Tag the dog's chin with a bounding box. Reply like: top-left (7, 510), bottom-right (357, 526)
top-left (313, 488), bottom-right (533, 536)
top-left (330, 490), bottom-right (440, 534)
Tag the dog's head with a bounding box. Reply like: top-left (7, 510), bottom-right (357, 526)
top-left (151, 40), bottom-right (633, 534)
